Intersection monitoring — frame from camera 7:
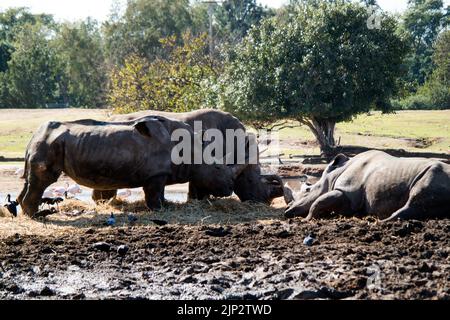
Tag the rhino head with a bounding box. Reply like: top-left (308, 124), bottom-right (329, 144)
top-left (233, 164), bottom-right (284, 204)
top-left (284, 154), bottom-right (350, 218)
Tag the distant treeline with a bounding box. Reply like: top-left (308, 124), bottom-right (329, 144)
top-left (0, 0), bottom-right (448, 114)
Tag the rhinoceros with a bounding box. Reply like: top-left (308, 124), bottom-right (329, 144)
top-left (18, 116), bottom-right (242, 217)
top-left (92, 109), bottom-right (284, 204)
top-left (284, 150), bottom-right (450, 221)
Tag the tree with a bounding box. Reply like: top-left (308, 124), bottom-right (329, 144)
top-left (5, 23), bottom-right (59, 108)
top-left (103, 0), bottom-right (193, 65)
top-left (109, 32), bottom-right (220, 113)
top-left (190, 0), bottom-right (273, 50)
top-left (401, 0), bottom-right (449, 89)
top-left (0, 8), bottom-right (56, 107)
top-left (53, 19), bottom-right (107, 107)
top-left (412, 29), bottom-right (450, 109)
top-left (220, 1), bottom-right (409, 155)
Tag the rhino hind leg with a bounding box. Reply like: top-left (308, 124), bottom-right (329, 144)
top-left (305, 190), bottom-right (351, 221)
top-left (188, 183), bottom-right (210, 200)
top-left (383, 164), bottom-right (450, 222)
top-left (143, 175), bottom-right (167, 211)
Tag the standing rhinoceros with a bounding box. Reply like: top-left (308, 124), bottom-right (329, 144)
top-left (284, 150), bottom-right (450, 221)
top-left (92, 109), bottom-right (284, 204)
top-left (17, 116), bottom-right (242, 217)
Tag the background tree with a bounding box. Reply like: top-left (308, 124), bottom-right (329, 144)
top-left (219, 1), bottom-right (409, 155)
top-left (109, 32), bottom-right (220, 113)
top-left (5, 23), bottom-right (59, 108)
top-left (401, 29), bottom-right (450, 109)
top-left (0, 8), bottom-right (56, 107)
top-left (103, 0), bottom-right (193, 65)
top-left (53, 19), bottom-right (107, 107)
top-left (401, 0), bottom-right (449, 90)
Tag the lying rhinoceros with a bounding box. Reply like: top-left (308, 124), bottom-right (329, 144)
top-left (284, 150), bottom-right (450, 221)
top-left (18, 116), bottom-right (243, 216)
top-left (93, 109), bottom-right (284, 204)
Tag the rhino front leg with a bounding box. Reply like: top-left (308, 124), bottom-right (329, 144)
top-left (22, 166), bottom-right (61, 217)
top-left (305, 190), bottom-right (351, 221)
top-left (143, 175), bottom-right (167, 211)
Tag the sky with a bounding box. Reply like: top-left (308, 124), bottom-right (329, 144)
top-left (0, 0), bottom-right (448, 22)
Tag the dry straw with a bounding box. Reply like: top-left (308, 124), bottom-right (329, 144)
top-left (0, 197), bottom-right (284, 237)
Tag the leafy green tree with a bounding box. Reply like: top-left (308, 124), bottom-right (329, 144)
top-left (109, 32), bottom-right (220, 113)
top-left (0, 8), bottom-right (56, 107)
top-left (215, 0), bottom-right (274, 42)
top-left (103, 0), bottom-right (193, 65)
top-left (400, 29), bottom-right (450, 109)
top-left (0, 7), bottom-right (54, 42)
top-left (53, 19), bottom-right (107, 107)
top-left (5, 23), bottom-right (59, 108)
top-left (190, 0), bottom-right (273, 49)
top-left (401, 0), bottom-right (449, 89)
top-left (220, 1), bottom-right (409, 155)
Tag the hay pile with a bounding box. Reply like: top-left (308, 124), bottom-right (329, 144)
top-left (0, 197), bottom-right (284, 237)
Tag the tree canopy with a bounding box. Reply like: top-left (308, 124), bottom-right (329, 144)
top-left (219, 1), bottom-right (409, 154)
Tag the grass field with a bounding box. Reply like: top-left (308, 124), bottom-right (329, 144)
top-left (0, 108), bottom-right (448, 159)
top-left (0, 109), bottom-right (108, 158)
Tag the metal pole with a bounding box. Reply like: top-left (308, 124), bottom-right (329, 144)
top-left (201, 0), bottom-right (221, 58)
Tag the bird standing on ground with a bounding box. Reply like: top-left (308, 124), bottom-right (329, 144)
top-left (33, 207), bottom-right (58, 226)
top-left (4, 194), bottom-right (19, 219)
top-left (117, 189), bottom-right (132, 200)
top-left (150, 219), bottom-right (168, 226)
top-left (128, 213), bottom-right (138, 223)
top-left (107, 213), bottom-right (116, 226)
top-left (33, 207), bottom-right (58, 219)
top-left (15, 168), bottom-right (24, 177)
top-left (40, 197), bottom-right (64, 210)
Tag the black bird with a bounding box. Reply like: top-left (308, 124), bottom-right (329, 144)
top-left (40, 197), bottom-right (64, 210)
top-left (150, 219), bottom-right (168, 226)
top-left (33, 207), bottom-right (57, 221)
top-left (4, 194), bottom-right (19, 218)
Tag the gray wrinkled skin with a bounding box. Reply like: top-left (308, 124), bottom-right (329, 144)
top-left (94, 109), bottom-right (284, 204)
top-left (285, 150), bottom-right (450, 221)
top-left (18, 116), bottom-right (238, 216)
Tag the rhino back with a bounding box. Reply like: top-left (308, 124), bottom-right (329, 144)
top-left (334, 151), bottom-right (440, 216)
top-left (61, 123), bottom-right (172, 189)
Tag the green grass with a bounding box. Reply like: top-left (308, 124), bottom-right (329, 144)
top-left (0, 108), bottom-right (107, 158)
top-left (0, 109), bottom-right (448, 159)
top-left (278, 110), bottom-right (450, 154)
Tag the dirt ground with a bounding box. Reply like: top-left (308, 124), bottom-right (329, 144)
top-left (1, 161), bottom-right (449, 300)
top-left (0, 217), bottom-right (449, 300)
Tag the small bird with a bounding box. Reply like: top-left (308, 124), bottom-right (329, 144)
top-left (15, 168), bottom-right (25, 177)
top-left (33, 207), bottom-right (57, 222)
top-left (303, 234), bottom-right (315, 247)
top-left (4, 194), bottom-right (19, 218)
top-left (117, 189), bottom-right (132, 200)
top-left (128, 213), bottom-right (138, 223)
top-left (150, 219), bottom-right (168, 226)
top-left (40, 197), bottom-right (64, 210)
top-left (52, 186), bottom-right (67, 197)
top-left (66, 184), bottom-right (82, 196)
top-left (43, 188), bottom-right (55, 198)
top-left (107, 213), bottom-right (116, 226)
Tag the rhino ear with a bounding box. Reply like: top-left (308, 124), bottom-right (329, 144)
top-left (134, 119), bottom-right (170, 144)
top-left (327, 154), bottom-right (349, 171)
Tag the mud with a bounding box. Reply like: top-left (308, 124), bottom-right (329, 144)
top-left (1, 218), bottom-right (449, 300)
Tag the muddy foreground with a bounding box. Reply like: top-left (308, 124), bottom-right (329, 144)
top-left (0, 217), bottom-right (449, 300)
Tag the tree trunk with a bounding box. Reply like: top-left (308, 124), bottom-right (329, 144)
top-left (299, 117), bottom-right (337, 157)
